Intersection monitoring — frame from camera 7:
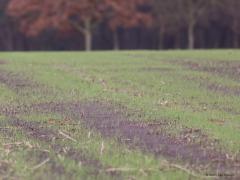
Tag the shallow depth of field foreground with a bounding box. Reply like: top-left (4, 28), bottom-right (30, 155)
top-left (0, 50), bottom-right (239, 179)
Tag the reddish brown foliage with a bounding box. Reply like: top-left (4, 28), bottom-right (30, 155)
top-left (104, 0), bottom-right (152, 31)
top-left (7, 0), bottom-right (151, 36)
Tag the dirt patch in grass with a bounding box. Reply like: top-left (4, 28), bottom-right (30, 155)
top-left (176, 60), bottom-right (240, 81)
top-left (185, 75), bottom-right (240, 97)
top-left (180, 76), bottom-right (240, 114)
top-left (8, 119), bottom-right (120, 178)
top-left (26, 150), bottom-right (68, 176)
top-left (0, 60), bottom-right (7, 65)
top-left (0, 70), bottom-right (39, 93)
top-left (205, 82), bottom-right (240, 96)
top-left (218, 106), bottom-right (240, 115)
top-left (0, 104), bottom-right (31, 117)
top-left (0, 160), bottom-right (11, 177)
top-left (0, 123), bottom-right (76, 178)
top-left (30, 101), bottom-right (240, 177)
top-left (80, 103), bottom-right (239, 175)
top-left (52, 144), bottom-right (104, 172)
top-left (9, 119), bottom-right (59, 143)
top-left (1, 101), bottom-right (239, 177)
top-left (139, 67), bottom-right (172, 72)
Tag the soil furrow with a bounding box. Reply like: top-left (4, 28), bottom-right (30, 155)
top-left (0, 70), bottom-right (38, 93)
top-left (1, 101), bottom-right (240, 177)
top-left (175, 60), bottom-right (240, 81)
top-left (186, 76), bottom-right (240, 97)
top-left (0, 128), bottom-right (70, 178)
top-left (204, 83), bottom-right (240, 96)
top-left (30, 101), bottom-right (240, 177)
top-left (8, 119), bottom-right (121, 178)
top-left (0, 60), bottom-right (7, 65)
top-left (26, 150), bottom-right (71, 177)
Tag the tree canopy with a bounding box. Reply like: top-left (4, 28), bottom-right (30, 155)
top-left (2, 0), bottom-right (240, 50)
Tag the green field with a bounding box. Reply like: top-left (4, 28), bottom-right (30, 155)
top-left (0, 50), bottom-right (239, 179)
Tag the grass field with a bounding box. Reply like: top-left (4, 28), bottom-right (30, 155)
top-left (0, 50), bottom-right (239, 179)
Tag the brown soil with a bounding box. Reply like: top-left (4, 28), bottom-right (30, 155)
top-left (26, 150), bottom-right (70, 177)
top-left (29, 101), bottom-right (240, 177)
top-left (0, 104), bottom-right (32, 117)
top-left (204, 83), bottom-right (240, 96)
top-left (9, 119), bottom-right (59, 143)
top-left (0, 160), bottom-right (10, 177)
top-left (180, 76), bottom-right (240, 115)
top-left (0, 94), bottom-right (239, 177)
top-left (80, 103), bottom-right (239, 175)
top-left (0, 70), bottom-right (38, 93)
top-left (0, 121), bottom-right (77, 178)
top-left (177, 60), bottom-right (240, 81)
top-left (2, 64), bottom-right (239, 177)
top-left (8, 119), bottom-right (121, 178)
top-left (186, 75), bottom-right (240, 97)
top-left (0, 60), bottom-right (7, 65)
top-left (140, 67), bottom-right (172, 72)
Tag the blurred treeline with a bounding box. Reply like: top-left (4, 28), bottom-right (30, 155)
top-left (0, 0), bottom-right (240, 51)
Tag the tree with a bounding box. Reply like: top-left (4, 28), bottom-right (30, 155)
top-left (176, 0), bottom-right (214, 49)
top-left (150, 0), bottom-right (214, 49)
top-left (223, 0), bottom-right (240, 48)
top-left (3, 0), bottom-right (240, 50)
top-left (1, 0), bottom-right (30, 51)
top-left (104, 0), bottom-right (152, 50)
top-left (7, 0), bottom-right (151, 51)
top-left (7, 0), bottom-right (106, 51)
top-left (0, 0), bottom-right (16, 50)
top-left (151, 0), bottom-right (181, 49)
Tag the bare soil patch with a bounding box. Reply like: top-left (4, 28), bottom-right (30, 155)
top-left (140, 67), bottom-right (172, 72)
top-left (205, 83), bottom-right (240, 96)
top-left (0, 104), bottom-right (31, 117)
top-left (0, 70), bottom-right (39, 93)
top-left (177, 60), bottom-right (240, 81)
top-left (186, 75), bottom-right (240, 97)
top-left (0, 160), bottom-right (11, 177)
top-left (26, 150), bottom-right (69, 176)
top-left (0, 60), bottom-right (7, 65)
top-left (1, 101), bottom-right (239, 177)
top-left (8, 119), bottom-right (120, 178)
top-left (0, 128), bottom-right (70, 178)
top-left (30, 101), bottom-right (240, 177)
top-left (9, 119), bottom-right (59, 143)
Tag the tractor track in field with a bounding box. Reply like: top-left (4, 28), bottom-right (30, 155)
top-left (1, 100), bottom-right (240, 177)
top-left (7, 118), bottom-right (121, 179)
top-left (175, 60), bottom-right (240, 81)
top-left (24, 101), bottom-right (240, 178)
top-left (0, 69), bottom-right (40, 93)
top-left (0, 70), bottom-right (116, 177)
top-left (1, 68), bottom-right (240, 178)
top-left (202, 81), bottom-right (240, 96)
top-left (0, 60), bottom-right (7, 65)
top-left (184, 75), bottom-right (240, 97)
top-left (26, 150), bottom-right (68, 177)
top-left (199, 82), bottom-right (240, 96)
top-left (0, 124), bottom-right (71, 178)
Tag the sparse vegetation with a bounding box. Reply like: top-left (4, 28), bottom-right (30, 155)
top-left (0, 50), bottom-right (239, 179)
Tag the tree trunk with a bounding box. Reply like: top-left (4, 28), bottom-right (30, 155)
top-left (113, 30), bottom-right (120, 50)
top-left (174, 33), bottom-right (181, 49)
top-left (187, 20), bottom-right (195, 49)
top-left (84, 31), bottom-right (92, 51)
top-left (233, 33), bottom-right (239, 48)
top-left (84, 19), bottom-right (92, 51)
top-left (4, 25), bottom-right (15, 51)
top-left (158, 27), bottom-right (165, 49)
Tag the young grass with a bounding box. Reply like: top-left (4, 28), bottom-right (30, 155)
top-left (0, 50), bottom-right (239, 179)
